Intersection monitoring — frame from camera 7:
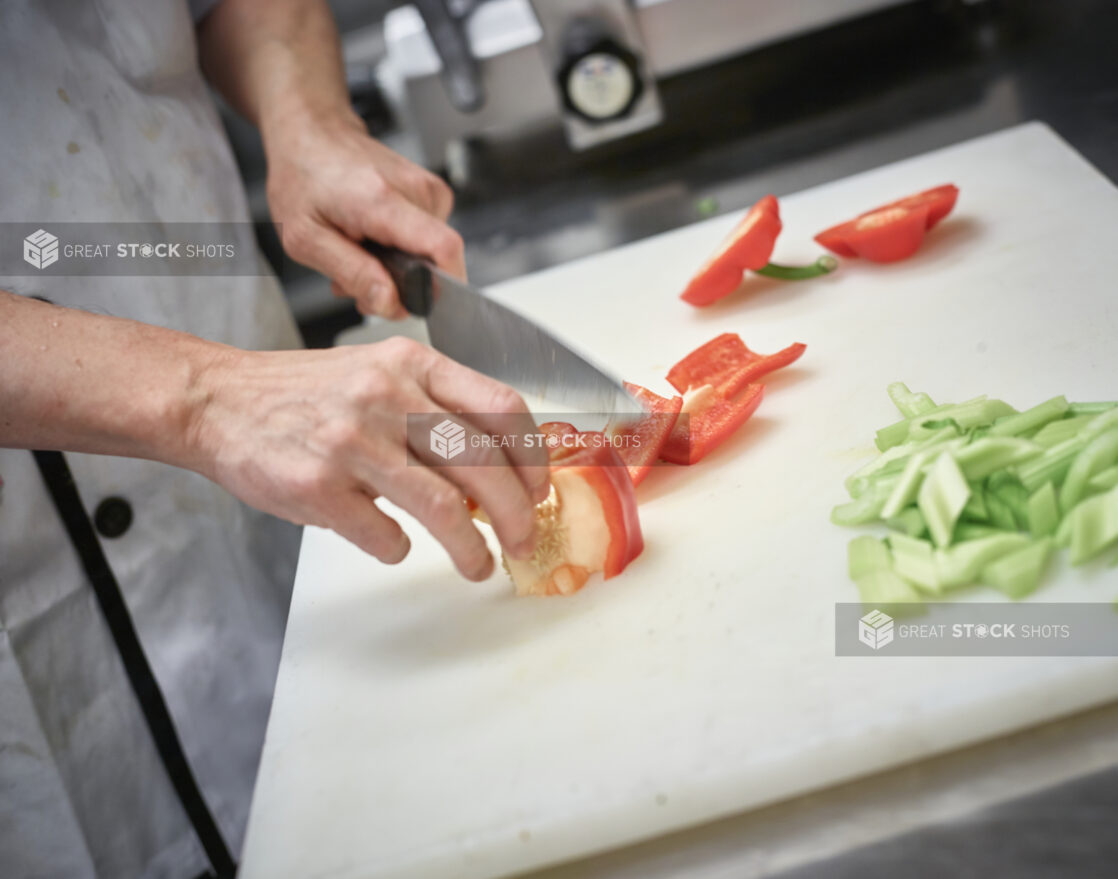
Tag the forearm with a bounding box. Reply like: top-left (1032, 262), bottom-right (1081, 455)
top-left (196, 0), bottom-right (360, 149)
top-left (0, 291), bottom-right (226, 470)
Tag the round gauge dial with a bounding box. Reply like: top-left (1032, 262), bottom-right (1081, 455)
top-left (565, 51), bottom-right (637, 121)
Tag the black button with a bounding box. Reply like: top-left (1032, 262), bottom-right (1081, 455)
top-left (94, 496), bottom-right (133, 539)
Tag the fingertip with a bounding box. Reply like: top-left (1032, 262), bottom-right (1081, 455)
top-left (382, 534), bottom-right (411, 565)
top-left (463, 552), bottom-right (495, 582)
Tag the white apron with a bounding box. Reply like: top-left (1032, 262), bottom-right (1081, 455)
top-left (0, 1), bottom-right (304, 876)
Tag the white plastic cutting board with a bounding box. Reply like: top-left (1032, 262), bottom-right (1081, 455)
top-left (241, 123), bottom-right (1118, 879)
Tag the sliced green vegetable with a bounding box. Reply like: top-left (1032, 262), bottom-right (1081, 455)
top-left (1068, 401), bottom-right (1118, 417)
top-left (1027, 482), bottom-right (1060, 538)
top-left (984, 487), bottom-right (1019, 531)
top-left (1068, 484), bottom-right (1118, 565)
top-left (987, 473), bottom-right (1030, 529)
top-left (889, 533), bottom-right (940, 592)
top-left (1088, 465), bottom-right (1118, 493)
top-left (887, 382), bottom-right (937, 418)
top-left (954, 437), bottom-right (1041, 481)
top-left (855, 570), bottom-right (924, 605)
top-left (839, 387), bottom-right (1117, 601)
top-left (848, 535), bottom-right (892, 579)
top-left (954, 522), bottom-right (1014, 541)
top-left (988, 395), bottom-right (1069, 437)
top-left (1059, 428), bottom-right (1118, 513)
top-left (847, 427), bottom-right (960, 492)
top-left (880, 453), bottom-right (929, 519)
top-left (936, 533), bottom-right (1031, 589)
top-left (886, 507), bottom-right (928, 537)
top-left (982, 538), bottom-right (1053, 599)
top-left (918, 452), bottom-right (971, 548)
top-left (961, 489), bottom-right (989, 523)
top-left (831, 479), bottom-right (897, 525)
top-left (1032, 414), bottom-right (1096, 448)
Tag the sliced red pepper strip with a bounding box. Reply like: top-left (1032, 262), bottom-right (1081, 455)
top-left (879, 184), bottom-right (959, 230)
top-left (681, 194), bottom-right (782, 306)
top-left (815, 183), bottom-right (957, 262)
top-left (660, 382), bottom-right (765, 466)
top-left (666, 333), bottom-right (806, 397)
top-left (611, 382), bottom-right (683, 486)
top-left (816, 204), bottom-right (929, 263)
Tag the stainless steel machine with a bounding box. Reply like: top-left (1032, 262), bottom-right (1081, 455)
top-left (381, 0), bottom-right (914, 168)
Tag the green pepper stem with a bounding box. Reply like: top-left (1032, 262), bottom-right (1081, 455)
top-left (754, 255), bottom-right (839, 280)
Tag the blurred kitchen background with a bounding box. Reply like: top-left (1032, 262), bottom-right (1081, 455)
top-left (215, 0), bottom-right (1117, 347)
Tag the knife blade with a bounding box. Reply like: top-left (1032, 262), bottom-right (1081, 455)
top-left (364, 243), bottom-right (642, 416)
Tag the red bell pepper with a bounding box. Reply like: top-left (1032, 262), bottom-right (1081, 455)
top-left (666, 333), bottom-right (806, 398)
top-left (879, 184), bottom-right (959, 229)
top-left (681, 195), bottom-right (839, 307)
top-left (500, 422), bottom-right (644, 596)
top-left (660, 381), bottom-right (765, 466)
top-left (610, 382), bottom-right (683, 486)
top-left (682, 194), bottom-right (782, 306)
top-left (660, 333), bottom-right (805, 465)
top-left (815, 183), bottom-right (958, 263)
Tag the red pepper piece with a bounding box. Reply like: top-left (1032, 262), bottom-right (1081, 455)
top-left (536, 422), bottom-right (644, 579)
top-left (879, 184), bottom-right (959, 230)
top-left (815, 183), bottom-right (958, 263)
top-left (660, 382), bottom-right (765, 466)
top-left (611, 383), bottom-right (683, 486)
top-left (681, 194), bottom-right (782, 306)
top-left (816, 204), bottom-right (929, 264)
top-left (666, 333), bottom-right (806, 397)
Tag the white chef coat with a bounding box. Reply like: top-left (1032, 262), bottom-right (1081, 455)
top-left (0, 0), bottom-right (306, 876)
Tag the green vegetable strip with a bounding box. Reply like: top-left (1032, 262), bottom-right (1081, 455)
top-left (889, 533), bottom-right (940, 592)
top-left (1054, 512), bottom-right (1073, 548)
top-left (1027, 482), bottom-right (1060, 537)
top-left (754, 255), bottom-right (839, 280)
top-left (961, 490), bottom-right (989, 523)
top-left (848, 536), bottom-right (892, 579)
top-left (845, 427), bottom-right (960, 493)
top-left (1088, 465), bottom-right (1118, 493)
top-left (1068, 402), bottom-right (1118, 416)
top-left (918, 453), bottom-right (971, 548)
top-left (1032, 415), bottom-right (1095, 448)
top-left (936, 533), bottom-right (1031, 589)
top-left (887, 382), bottom-right (937, 418)
top-left (954, 522), bottom-right (1012, 541)
top-left (831, 479), bottom-right (897, 525)
top-left (880, 453), bottom-right (929, 519)
top-left (953, 438), bottom-right (1042, 481)
top-left (1059, 429), bottom-right (1118, 513)
top-left (984, 487), bottom-right (1019, 531)
top-left (886, 507), bottom-right (927, 538)
top-left (855, 570), bottom-right (924, 605)
top-left (1068, 484), bottom-right (1118, 565)
top-left (875, 418), bottom-right (915, 452)
top-left (988, 395), bottom-right (1069, 437)
top-left (1015, 436), bottom-right (1087, 492)
top-left (988, 475), bottom-right (1030, 529)
top-left (982, 538), bottom-right (1053, 599)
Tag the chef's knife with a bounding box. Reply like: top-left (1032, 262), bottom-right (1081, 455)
top-left (364, 242), bottom-right (642, 416)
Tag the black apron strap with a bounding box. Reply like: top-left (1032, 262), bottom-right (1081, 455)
top-left (32, 450), bottom-right (237, 879)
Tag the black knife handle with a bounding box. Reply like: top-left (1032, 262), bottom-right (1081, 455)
top-left (362, 241), bottom-right (434, 317)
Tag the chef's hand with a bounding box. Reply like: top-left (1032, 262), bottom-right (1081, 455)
top-left (193, 336), bottom-right (548, 580)
top-left (265, 113), bottom-right (464, 320)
